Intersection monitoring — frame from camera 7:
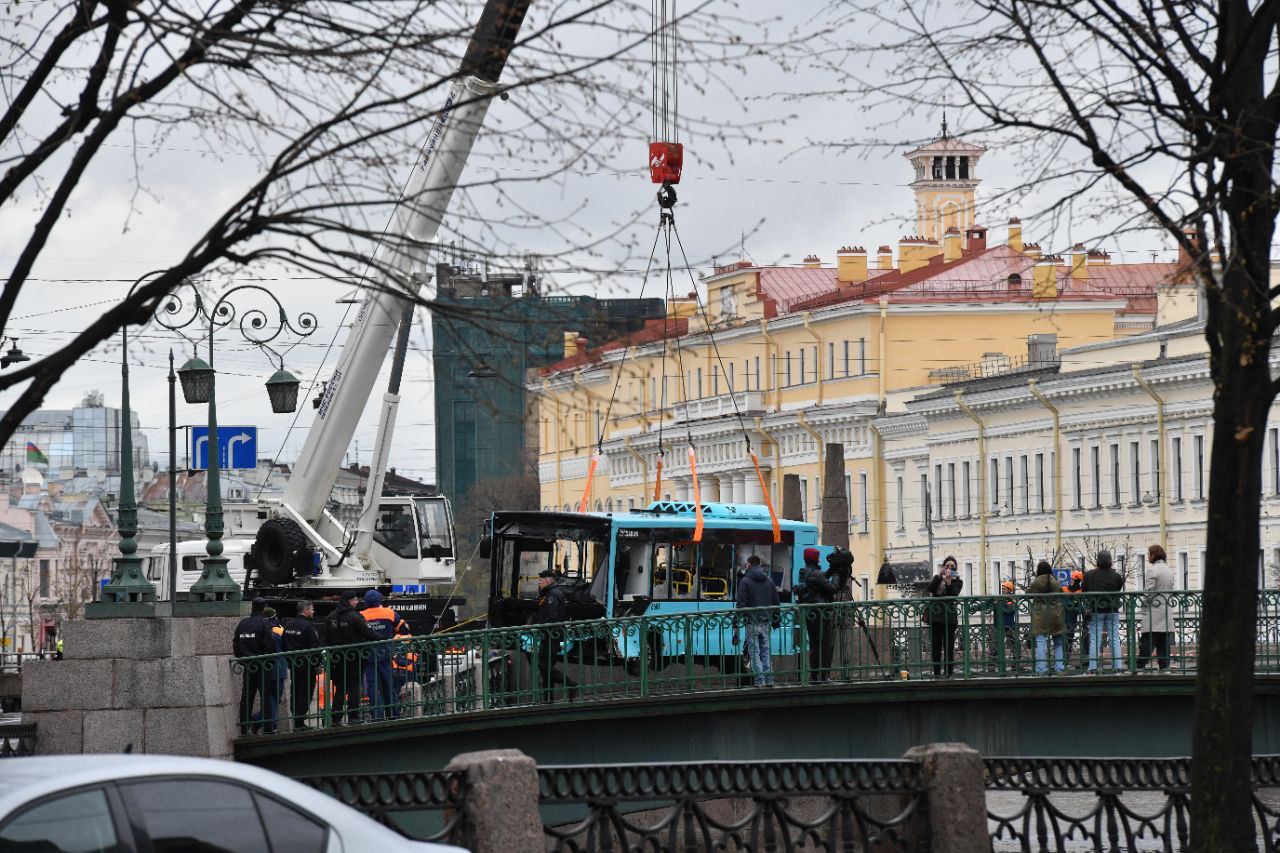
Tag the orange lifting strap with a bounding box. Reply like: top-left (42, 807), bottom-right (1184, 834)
top-left (577, 451), bottom-right (600, 513)
top-left (687, 445), bottom-right (704, 542)
top-left (653, 452), bottom-right (665, 503)
top-left (750, 449), bottom-right (781, 543)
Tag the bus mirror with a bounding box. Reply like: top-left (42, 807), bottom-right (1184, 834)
top-left (478, 536), bottom-right (492, 559)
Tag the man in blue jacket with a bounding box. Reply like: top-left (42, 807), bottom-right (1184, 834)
top-left (735, 555), bottom-right (779, 687)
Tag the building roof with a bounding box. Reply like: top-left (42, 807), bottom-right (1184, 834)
top-left (753, 266), bottom-right (894, 314)
top-left (903, 137), bottom-right (988, 158)
top-left (31, 512), bottom-right (59, 549)
top-left (0, 521), bottom-right (33, 543)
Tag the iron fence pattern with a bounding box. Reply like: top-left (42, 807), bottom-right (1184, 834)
top-left (0, 724), bottom-right (36, 758)
top-left (230, 591), bottom-right (1279, 735)
top-left (297, 769), bottom-right (470, 846)
top-left (984, 755), bottom-right (1280, 851)
top-left (537, 760), bottom-right (925, 852)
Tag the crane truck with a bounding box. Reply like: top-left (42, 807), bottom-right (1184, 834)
top-left (146, 0), bottom-right (534, 633)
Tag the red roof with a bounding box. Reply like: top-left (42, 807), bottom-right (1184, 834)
top-left (754, 266), bottom-right (894, 313)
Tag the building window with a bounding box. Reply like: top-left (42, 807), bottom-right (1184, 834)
top-left (719, 285), bottom-right (736, 318)
top-left (711, 365), bottom-right (719, 396)
top-left (38, 559), bottom-right (49, 598)
top-left (859, 472), bottom-right (869, 534)
top-left (1091, 445), bottom-right (1101, 508)
top-left (1130, 440), bottom-right (1141, 505)
top-left (1035, 453), bottom-right (1045, 512)
top-left (1173, 436), bottom-right (1184, 501)
top-left (859, 338), bottom-right (867, 374)
top-left (919, 473), bottom-right (929, 527)
top-left (991, 458), bottom-right (1000, 508)
top-left (1110, 443), bottom-right (1121, 506)
top-left (1004, 457), bottom-right (1014, 514)
top-left (1272, 428), bottom-right (1279, 495)
top-left (1019, 455), bottom-right (1029, 514)
top-left (934, 463), bottom-right (944, 519)
top-left (727, 363), bottom-right (735, 393)
top-left (784, 352), bottom-right (793, 387)
top-left (828, 342), bottom-right (835, 380)
top-left (1072, 447), bottom-right (1082, 509)
top-left (1182, 551), bottom-right (1192, 589)
top-left (845, 473), bottom-right (852, 522)
top-left (1150, 438), bottom-right (1160, 498)
top-left (897, 475), bottom-right (905, 530)
top-left (1194, 434), bottom-right (1205, 499)
top-left (695, 368), bottom-right (703, 399)
top-left (962, 461), bottom-right (972, 517)
top-left (842, 341), bottom-right (851, 377)
top-left (947, 463), bottom-right (956, 519)
top-left (799, 477), bottom-right (808, 521)
top-left (796, 350), bottom-right (804, 386)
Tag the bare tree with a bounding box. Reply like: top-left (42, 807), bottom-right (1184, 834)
top-left (56, 548), bottom-right (110, 624)
top-left (0, 0), bottom-right (796, 445)
top-left (812, 2), bottom-right (1280, 844)
top-left (444, 469), bottom-right (541, 618)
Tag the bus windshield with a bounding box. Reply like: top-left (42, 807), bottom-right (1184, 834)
top-left (492, 515), bottom-right (610, 600)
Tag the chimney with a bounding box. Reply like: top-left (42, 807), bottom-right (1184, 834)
top-left (1087, 249), bottom-right (1110, 266)
top-left (1023, 242), bottom-right (1042, 261)
top-left (1032, 257), bottom-right (1059, 299)
top-left (1177, 227), bottom-right (1200, 273)
top-left (943, 227), bottom-right (963, 262)
top-left (564, 331), bottom-right (579, 358)
top-left (1007, 217), bottom-right (1024, 253)
top-left (877, 245), bottom-right (894, 270)
top-left (965, 225), bottom-right (988, 252)
top-left (836, 246), bottom-right (868, 283)
top-left (1027, 333), bottom-right (1058, 366)
top-left (803, 254), bottom-right (821, 269)
top-left (898, 236), bottom-right (938, 274)
top-left (1070, 243), bottom-right (1088, 279)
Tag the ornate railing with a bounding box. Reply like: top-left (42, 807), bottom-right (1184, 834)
top-left (231, 591), bottom-right (1280, 736)
top-left (297, 769), bottom-right (469, 847)
top-left (0, 724), bottom-right (37, 758)
top-left (538, 759), bottom-right (925, 851)
top-left (985, 755), bottom-right (1280, 851)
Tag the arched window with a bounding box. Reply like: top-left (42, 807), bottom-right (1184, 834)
top-left (605, 497), bottom-right (613, 512)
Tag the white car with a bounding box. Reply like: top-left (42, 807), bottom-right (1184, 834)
top-left (0, 755), bottom-right (467, 852)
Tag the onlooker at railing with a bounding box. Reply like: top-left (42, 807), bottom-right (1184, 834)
top-left (1063, 571), bottom-right (1090, 669)
top-left (735, 555), bottom-right (779, 687)
top-left (797, 547), bottom-right (837, 682)
top-left (1084, 550), bottom-right (1125, 675)
top-left (926, 557), bottom-right (963, 677)
top-left (263, 607), bottom-right (286, 734)
top-left (533, 569), bottom-right (572, 703)
top-left (1138, 545), bottom-right (1175, 674)
top-left (232, 596), bottom-right (277, 736)
top-left (990, 580), bottom-right (1021, 674)
top-left (1028, 562), bottom-right (1065, 674)
top-left (325, 592), bottom-right (381, 725)
top-left (282, 601), bottom-right (322, 730)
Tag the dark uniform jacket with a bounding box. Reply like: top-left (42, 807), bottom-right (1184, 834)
top-left (233, 613), bottom-right (276, 658)
top-left (534, 584), bottom-right (568, 625)
top-left (324, 601), bottom-right (381, 646)
top-left (797, 563), bottom-right (837, 604)
top-left (1082, 566), bottom-right (1125, 613)
top-left (281, 616), bottom-right (322, 653)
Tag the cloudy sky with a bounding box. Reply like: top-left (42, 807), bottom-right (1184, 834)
top-left (1, 0), bottom-right (1183, 485)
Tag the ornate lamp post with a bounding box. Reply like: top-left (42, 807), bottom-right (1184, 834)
top-left (159, 283), bottom-right (315, 615)
top-left (87, 272), bottom-right (166, 619)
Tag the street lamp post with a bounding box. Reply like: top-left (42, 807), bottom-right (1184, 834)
top-left (159, 284), bottom-right (314, 615)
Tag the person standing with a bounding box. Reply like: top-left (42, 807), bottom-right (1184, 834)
top-left (1138, 544), bottom-right (1176, 673)
top-left (990, 580), bottom-right (1021, 674)
top-left (282, 601), bottom-right (322, 730)
top-left (359, 590), bottom-right (406, 720)
top-left (735, 555), bottom-right (779, 687)
top-left (1083, 550), bottom-right (1126, 674)
top-left (324, 592), bottom-right (380, 725)
top-left (232, 597), bottom-right (276, 736)
top-left (926, 556), bottom-right (963, 677)
top-left (1028, 561), bottom-right (1066, 674)
top-left (262, 608), bottom-right (286, 735)
top-left (797, 547), bottom-right (837, 681)
top-left (532, 569), bottom-right (569, 702)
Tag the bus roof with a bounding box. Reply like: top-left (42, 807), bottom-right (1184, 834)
top-left (501, 502), bottom-right (817, 532)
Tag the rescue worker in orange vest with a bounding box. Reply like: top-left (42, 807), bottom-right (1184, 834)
top-left (360, 590), bottom-right (406, 720)
top-left (391, 628), bottom-right (417, 712)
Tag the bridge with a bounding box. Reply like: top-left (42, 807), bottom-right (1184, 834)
top-left (233, 590), bottom-right (1280, 775)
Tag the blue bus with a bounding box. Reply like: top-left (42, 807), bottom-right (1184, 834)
top-left (483, 501), bottom-right (826, 667)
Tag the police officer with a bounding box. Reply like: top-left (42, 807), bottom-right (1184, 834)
top-left (532, 569), bottom-right (569, 702)
top-left (797, 548), bottom-right (837, 681)
top-left (232, 597), bottom-right (276, 735)
top-left (282, 601), bottom-right (322, 730)
top-left (324, 592), bottom-right (380, 726)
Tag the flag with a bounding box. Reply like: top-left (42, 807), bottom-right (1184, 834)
top-left (25, 441), bottom-right (47, 465)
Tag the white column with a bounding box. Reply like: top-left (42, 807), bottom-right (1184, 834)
top-left (698, 475), bottom-right (720, 503)
top-left (743, 471), bottom-right (766, 504)
top-left (719, 475), bottom-right (737, 504)
top-left (674, 478), bottom-right (690, 501)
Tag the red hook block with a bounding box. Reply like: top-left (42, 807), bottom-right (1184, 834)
top-left (649, 141), bottom-right (683, 185)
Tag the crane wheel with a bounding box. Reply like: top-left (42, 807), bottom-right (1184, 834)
top-left (254, 517), bottom-right (312, 586)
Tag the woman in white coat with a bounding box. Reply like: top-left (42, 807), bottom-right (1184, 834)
top-left (1138, 544), bottom-right (1176, 672)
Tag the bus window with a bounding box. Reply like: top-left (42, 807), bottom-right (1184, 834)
top-left (651, 533), bottom-right (698, 601)
top-left (734, 540), bottom-right (794, 592)
top-left (182, 556), bottom-right (202, 574)
top-left (614, 532), bottom-right (651, 600)
top-left (696, 541), bottom-right (734, 600)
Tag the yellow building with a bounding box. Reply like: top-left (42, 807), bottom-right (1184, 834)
top-left (530, 131), bottom-right (1181, 588)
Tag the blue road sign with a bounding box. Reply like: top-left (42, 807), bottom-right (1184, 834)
top-left (191, 426), bottom-right (257, 470)
top-left (1052, 567), bottom-right (1072, 588)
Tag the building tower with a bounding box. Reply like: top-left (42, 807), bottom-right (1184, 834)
top-left (904, 115), bottom-right (987, 242)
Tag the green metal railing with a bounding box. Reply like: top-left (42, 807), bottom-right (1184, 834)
top-left (231, 591), bottom-right (1280, 735)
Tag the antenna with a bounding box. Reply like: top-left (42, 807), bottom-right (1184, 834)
top-left (941, 109), bottom-right (949, 139)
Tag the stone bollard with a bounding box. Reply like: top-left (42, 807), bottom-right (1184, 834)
top-left (445, 748), bottom-right (543, 853)
top-left (903, 742), bottom-right (991, 853)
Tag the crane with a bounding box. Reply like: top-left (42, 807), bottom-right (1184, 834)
top-left (239, 0), bottom-right (534, 626)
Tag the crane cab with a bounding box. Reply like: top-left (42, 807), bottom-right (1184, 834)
top-left (366, 494), bottom-right (456, 589)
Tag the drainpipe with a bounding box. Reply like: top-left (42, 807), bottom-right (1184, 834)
top-left (1133, 366), bottom-right (1169, 545)
top-left (954, 390), bottom-right (988, 594)
top-left (761, 318), bottom-right (779, 410)
top-left (802, 312), bottom-right (825, 404)
top-left (571, 372), bottom-right (595, 509)
top-left (1027, 379), bottom-right (1063, 556)
top-left (754, 416), bottom-right (781, 506)
top-left (796, 411), bottom-right (825, 470)
top-left (543, 378), bottom-right (564, 508)
top-left (869, 422), bottom-right (887, 599)
top-left (877, 297), bottom-right (889, 405)
top-left (622, 437), bottom-right (648, 503)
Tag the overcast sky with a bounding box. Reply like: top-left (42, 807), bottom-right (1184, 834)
top-left (0, 0), bottom-right (1185, 485)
